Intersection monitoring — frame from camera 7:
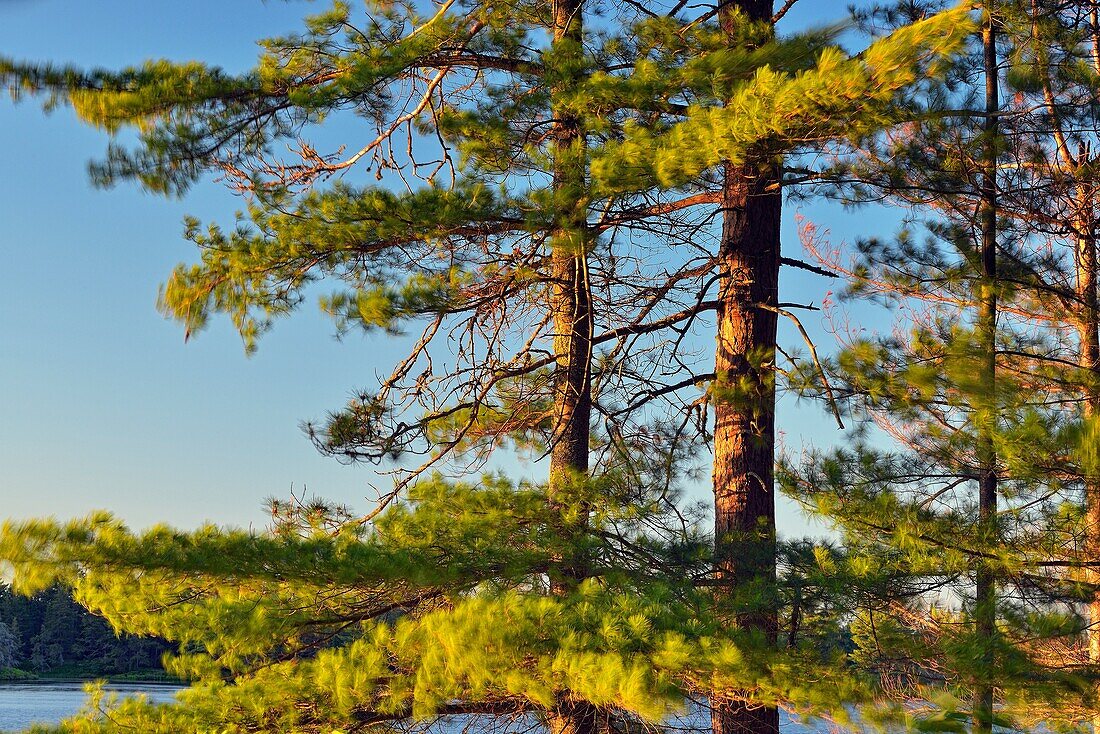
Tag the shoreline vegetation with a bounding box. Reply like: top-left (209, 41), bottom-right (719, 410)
top-left (0, 583), bottom-right (173, 684)
top-left (0, 668), bottom-right (184, 684)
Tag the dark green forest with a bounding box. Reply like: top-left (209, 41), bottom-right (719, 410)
top-left (0, 583), bottom-right (168, 680)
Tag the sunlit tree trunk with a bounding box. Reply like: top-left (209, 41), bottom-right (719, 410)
top-left (547, 1), bottom-right (598, 732)
top-left (548, 0), bottom-right (592, 509)
top-left (1075, 207), bottom-right (1100, 734)
top-left (712, 3), bottom-right (781, 734)
top-left (1082, 14), bottom-right (1100, 732)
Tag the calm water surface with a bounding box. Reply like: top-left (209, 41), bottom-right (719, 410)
top-left (0, 684), bottom-right (830, 733)
top-left (0, 681), bottom-right (181, 732)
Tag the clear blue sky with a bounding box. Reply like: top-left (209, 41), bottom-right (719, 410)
top-left (0, 0), bottom-right (896, 531)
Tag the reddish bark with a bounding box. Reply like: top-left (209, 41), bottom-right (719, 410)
top-left (710, 4), bottom-right (781, 734)
top-left (546, 1), bottom-right (597, 733)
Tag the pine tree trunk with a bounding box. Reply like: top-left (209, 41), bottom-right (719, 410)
top-left (1077, 227), bottom-right (1100, 734)
top-left (1082, 13), bottom-right (1100, 731)
top-left (711, 158), bottom-right (781, 734)
top-left (546, 1), bottom-right (597, 733)
top-left (548, 175), bottom-right (593, 579)
top-left (547, 0), bottom-right (592, 580)
top-left (1072, 201), bottom-right (1100, 732)
top-left (711, 7), bottom-right (781, 734)
top-left (973, 9), bottom-right (998, 733)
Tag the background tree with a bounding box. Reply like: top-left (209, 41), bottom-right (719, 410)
top-left (0, 621), bottom-right (17, 671)
top-left (782, 0), bottom-right (1100, 729)
top-left (996, 3), bottom-right (1100, 723)
top-left (0, 583), bottom-right (168, 678)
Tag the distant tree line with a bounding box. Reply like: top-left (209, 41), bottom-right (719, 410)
top-left (0, 582), bottom-right (168, 678)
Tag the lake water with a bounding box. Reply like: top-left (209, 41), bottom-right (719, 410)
top-left (0, 681), bottom-right (181, 732)
top-left (0, 683), bottom-right (831, 733)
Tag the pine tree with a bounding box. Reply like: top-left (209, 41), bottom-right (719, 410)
top-left (711, 3), bottom-right (781, 734)
top-left (993, 3), bottom-right (1100, 724)
top-left (782, 1), bottom-right (1100, 729)
top-left (973, 6), bottom-right (1000, 731)
top-left (0, 1), bottom-right (973, 731)
top-left (0, 621), bottom-right (17, 670)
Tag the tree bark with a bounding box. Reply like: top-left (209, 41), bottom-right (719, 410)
top-left (1076, 220), bottom-right (1100, 734)
top-left (1082, 15), bottom-right (1100, 733)
top-left (546, 1), bottom-right (597, 732)
top-left (711, 6), bottom-right (781, 734)
top-left (547, 0), bottom-right (591, 501)
top-left (712, 160), bottom-right (782, 734)
top-left (547, 0), bottom-right (592, 572)
top-left (973, 8), bottom-right (998, 733)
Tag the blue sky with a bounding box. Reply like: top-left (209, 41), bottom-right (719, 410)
top-left (0, 0), bottom-right (897, 531)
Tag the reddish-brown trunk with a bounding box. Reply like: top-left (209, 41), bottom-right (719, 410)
top-left (1077, 11), bottom-right (1100, 732)
top-left (1074, 218), bottom-right (1100, 731)
top-left (547, 0), bottom-right (590, 499)
top-left (711, 159), bottom-right (781, 734)
top-left (546, 0), bottom-right (592, 573)
top-left (546, 1), bottom-right (596, 733)
top-left (548, 212), bottom-right (592, 500)
top-left (711, 5), bottom-right (780, 734)
top-left (1080, 257), bottom-right (1100, 734)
